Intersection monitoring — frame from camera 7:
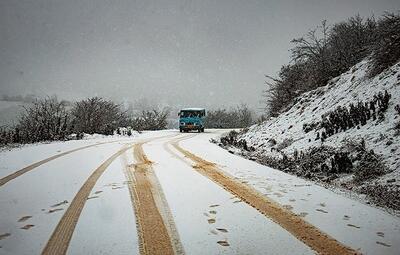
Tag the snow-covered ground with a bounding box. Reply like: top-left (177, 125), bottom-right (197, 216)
top-left (1, 130), bottom-right (399, 254)
top-left (235, 60), bottom-right (400, 210)
top-left (182, 131), bottom-right (400, 255)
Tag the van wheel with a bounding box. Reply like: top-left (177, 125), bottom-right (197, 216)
top-left (201, 128), bottom-right (205, 132)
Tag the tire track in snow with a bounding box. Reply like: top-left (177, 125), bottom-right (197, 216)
top-left (123, 140), bottom-right (184, 255)
top-left (167, 135), bottom-right (358, 255)
top-left (41, 144), bottom-right (134, 255)
top-left (0, 139), bottom-right (130, 187)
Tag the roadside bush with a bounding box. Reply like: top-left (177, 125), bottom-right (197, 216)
top-left (0, 126), bottom-right (14, 145)
top-left (221, 135), bottom-right (388, 184)
top-left (205, 104), bottom-right (254, 128)
top-left (353, 149), bottom-right (387, 183)
top-left (359, 184), bottom-right (400, 210)
top-left (16, 97), bottom-right (70, 143)
top-left (219, 130), bottom-right (253, 151)
top-left (70, 97), bottom-right (128, 135)
top-left (130, 108), bottom-right (169, 131)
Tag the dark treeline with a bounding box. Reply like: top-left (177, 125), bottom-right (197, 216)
top-left (0, 96), bottom-right (169, 146)
top-left (265, 12), bottom-right (400, 117)
top-left (1, 94), bottom-right (38, 103)
top-left (205, 104), bottom-right (254, 129)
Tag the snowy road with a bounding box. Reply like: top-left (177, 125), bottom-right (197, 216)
top-left (0, 130), bottom-right (399, 254)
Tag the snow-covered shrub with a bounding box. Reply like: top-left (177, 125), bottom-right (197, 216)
top-left (359, 184), bottom-right (400, 210)
top-left (205, 104), bottom-right (254, 128)
top-left (130, 108), bottom-right (169, 131)
top-left (353, 149), bottom-right (387, 183)
top-left (0, 126), bottom-right (14, 145)
top-left (341, 138), bottom-right (387, 183)
top-left (255, 145), bottom-right (343, 180)
top-left (71, 97), bottom-right (128, 135)
top-left (16, 97), bottom-right (70, 143)
top-left (303, 90), bottom-right (391, 140)
top-left (219, 130), bottom-right (253, 151)
top-left (115, 127), bottom-right (135, 136)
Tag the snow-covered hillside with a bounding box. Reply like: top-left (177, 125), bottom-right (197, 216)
top-left (237, 59), bottom-right (400, 210)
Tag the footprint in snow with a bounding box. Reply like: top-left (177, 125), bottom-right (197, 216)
top-left (208, 218), bottom-right (216, 224)
top-left (376, 232), bottom-right (385, 237)
top-left (18, 216), bottom-right (32, 222)
top-left (343, 215), bottom-right (351, 220)
top-left (47, 208), bottom-right (64, 214)
top-left (319, 203), bottom-right (326, 207)
top-left (316, 209), bottom-right (328, 214)
top-left (94, 190), bottom-right (103, 194)
top-left (209, 210), bottom-right (217, 215)
top-left (216, 228), bottom-right (228, 233)
top-left (210, 204), bottom-right (220, 208)
top-left (87, 196), bottom-right (99, 200)
top-left (289, 199), bottom-right (296, 202)
top-left (376, 241), bottom-right (391, 247)
top-left (217, 240), bottom-right (230, 247)
top-left (0, 233), bottom-right (11, 240)
top-left (20, 224), bottom-right (35, 230)
top-left (347, 224), bottom-right (360, 229)
top-left (51, 200), bottom-right (68, 208)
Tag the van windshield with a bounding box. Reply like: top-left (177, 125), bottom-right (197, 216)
top-left (180, 111), bottom-right (203, 118)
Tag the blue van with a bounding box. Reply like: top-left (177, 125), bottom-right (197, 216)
top-left (179, 108), bottom-right (206, 132)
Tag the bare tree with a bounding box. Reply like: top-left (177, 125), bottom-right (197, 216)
top-left (369, 12), bottom-right (400, 77)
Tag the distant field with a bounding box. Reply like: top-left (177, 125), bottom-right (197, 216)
top-left (0, 100), bottom-right (31, 126)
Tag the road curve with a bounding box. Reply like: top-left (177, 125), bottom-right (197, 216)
top-left (41, 144), bottom-right (134, 255)
top-left (0, 140), bottom-right (129, 187)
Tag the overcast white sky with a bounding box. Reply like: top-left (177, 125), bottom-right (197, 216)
top-left (1, 0), bottom-right (399, 110)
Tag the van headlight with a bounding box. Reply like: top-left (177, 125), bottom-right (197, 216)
top-left (180, 122), bottom-right (185, 126)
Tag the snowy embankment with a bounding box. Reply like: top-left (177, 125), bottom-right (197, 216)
top-left (236, 60), bottom-right (400, 212)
